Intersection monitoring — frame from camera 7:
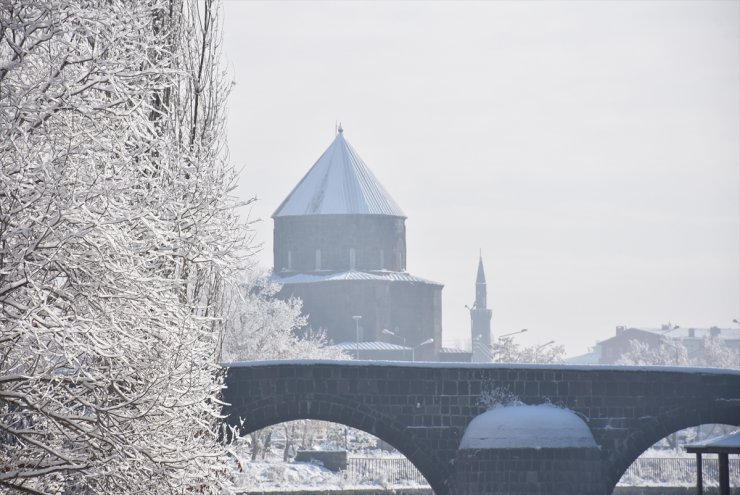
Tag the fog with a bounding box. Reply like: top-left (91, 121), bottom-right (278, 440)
top-left (222, 1), bottom-right (739, 355)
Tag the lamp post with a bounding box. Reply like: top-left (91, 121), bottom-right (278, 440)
top-left (412, 338), bottom-right (434, 362)
top-left (499, 328), bottom-right (528, 339)
top-left (535, 340), bottom-right (555, 362)
top-left (490, 329), bottom-right (527, 362)
top-left (382, 328), bottom-right (410, 360)
top-left (381, 328), bottom-right (403, 343)
top-left (352, 315), bottom-right (362, 359)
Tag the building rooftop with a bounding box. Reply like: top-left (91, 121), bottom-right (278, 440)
top-left (612, 326), bottom-right (740, 342)
top-left (331, 341), bottom-right (410, 351)
top-left (685, 430), bottom-right (740, 454)
top-left (273, 128), bottom-right (405, 218)
top-left (271, 269), bottom-right (442, 287)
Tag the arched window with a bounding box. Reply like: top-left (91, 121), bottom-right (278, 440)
top-left (349, 248), bottom-right (356, 270)
top-left (315, 249), bottom-right (322, 271)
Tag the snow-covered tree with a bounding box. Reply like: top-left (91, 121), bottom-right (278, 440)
top-left (616, 340), bottom-right (692, 366)
top-left (1, 1), bottom-right (247, 493)
top-left (700, 336), bottom-right (739, 369)
top-left (219, 269), bottom-right (346, 463)
top-left (219, 270), bottom-right (347, 363)
top-left (489, 336), bottom-right (566, 364)
top-left (617, 336), bottom-right (739, 369)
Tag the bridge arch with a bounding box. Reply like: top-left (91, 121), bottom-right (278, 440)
top-left (605, 401), bottom-right (740, 491)
top-left (225, 393), bottom-right (446, 494)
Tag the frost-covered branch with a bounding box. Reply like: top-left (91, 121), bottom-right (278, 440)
top-left (219, 269), bottom-right (347, 363)
top-left (617, 336), bottom-right (739, 368)
top-left (1, 0), bottom-right (250, 492)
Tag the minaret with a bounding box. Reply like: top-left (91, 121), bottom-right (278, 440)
top-left (470, 253), bottom-right (493, 362)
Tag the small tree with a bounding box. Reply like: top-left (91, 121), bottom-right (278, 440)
top-left (219, 270), bottom-right (347, 363)
top-left (490, 336), bottom-right (566, 364)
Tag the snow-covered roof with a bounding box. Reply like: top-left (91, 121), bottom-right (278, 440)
top-left (564, 348), bottom-right (602, 365)
top-left (616, 326), bottom-right (740, 341)
top-left (439, 347), bottom-right (471, 354)
top-left (271, 270), bottom-right (442, 287)
top-left (273, 128), bottom-right (405, 218)
top-left (685, 430), bottom-right (740, 453)
top-left (331, 341), bottom-right (410, 351)
top-left (459, 403), bottom-right (598, 449)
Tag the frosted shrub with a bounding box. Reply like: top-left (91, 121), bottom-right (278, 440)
top-left (478, 384), bottom-right (520, 409)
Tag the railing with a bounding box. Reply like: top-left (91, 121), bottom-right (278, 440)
top-left (346, 456), bottom-right (429, 486)
top-left (619, 457), bottom-right (740, 486)
top-left (346, 455), bottom-right (740, 487)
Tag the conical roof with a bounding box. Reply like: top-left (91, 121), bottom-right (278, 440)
top-left (273, 129), bottom-right (405, 218)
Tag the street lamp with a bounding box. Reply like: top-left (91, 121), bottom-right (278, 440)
top-left (488, 329), bottom-right (527, 363)
top-left (412, 338), bottom-right (434, 362)
top-left (535, 340), bottom-right (555, 362)
top-left (499, 329), bottom-right (528, 339)
top-left (382, 327), bottom-right (408, 352)
top-left (352, 315), bottom-right (362, 359)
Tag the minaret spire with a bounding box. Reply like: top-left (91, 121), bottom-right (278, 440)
top-left (470, 252), bottom-right (493, 362)
top-left (476, 253), bottom-right (486, 287)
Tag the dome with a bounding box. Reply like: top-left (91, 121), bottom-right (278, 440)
top-left (459, 404), bottom-right (598, 449)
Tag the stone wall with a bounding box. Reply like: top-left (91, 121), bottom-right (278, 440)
top-left (273, 215), bottom-right (406, 273)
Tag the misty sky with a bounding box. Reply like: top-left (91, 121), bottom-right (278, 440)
top-left (222, 1), bottom-right (739, 356)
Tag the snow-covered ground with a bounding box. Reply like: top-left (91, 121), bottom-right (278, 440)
top-left (232, 421), bottom-right (739, 491)
top-left (233, 459), bottom-right (429, 492)
top-left (234, 461), bottom-right (355, 491)
top-left (231, 431), bottom-right (429, 492)
top-left (617, 448), bottom-right (740, 487)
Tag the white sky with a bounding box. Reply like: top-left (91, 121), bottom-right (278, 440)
top-left (222, 0), bottom-right (739, 356)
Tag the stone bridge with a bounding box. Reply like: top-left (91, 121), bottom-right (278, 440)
top-left (221, 361), bottom-right (740, 495)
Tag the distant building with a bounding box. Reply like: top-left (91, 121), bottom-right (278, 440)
top-left (271, 127), bottom-right (445, 361)
top-left (569, 324), bottom-right (740, 365)
top-left (596, 327), bottom-right (664, 364)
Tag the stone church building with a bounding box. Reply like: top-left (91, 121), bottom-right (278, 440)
top-left (271, 127), bottom-right (482, 361)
